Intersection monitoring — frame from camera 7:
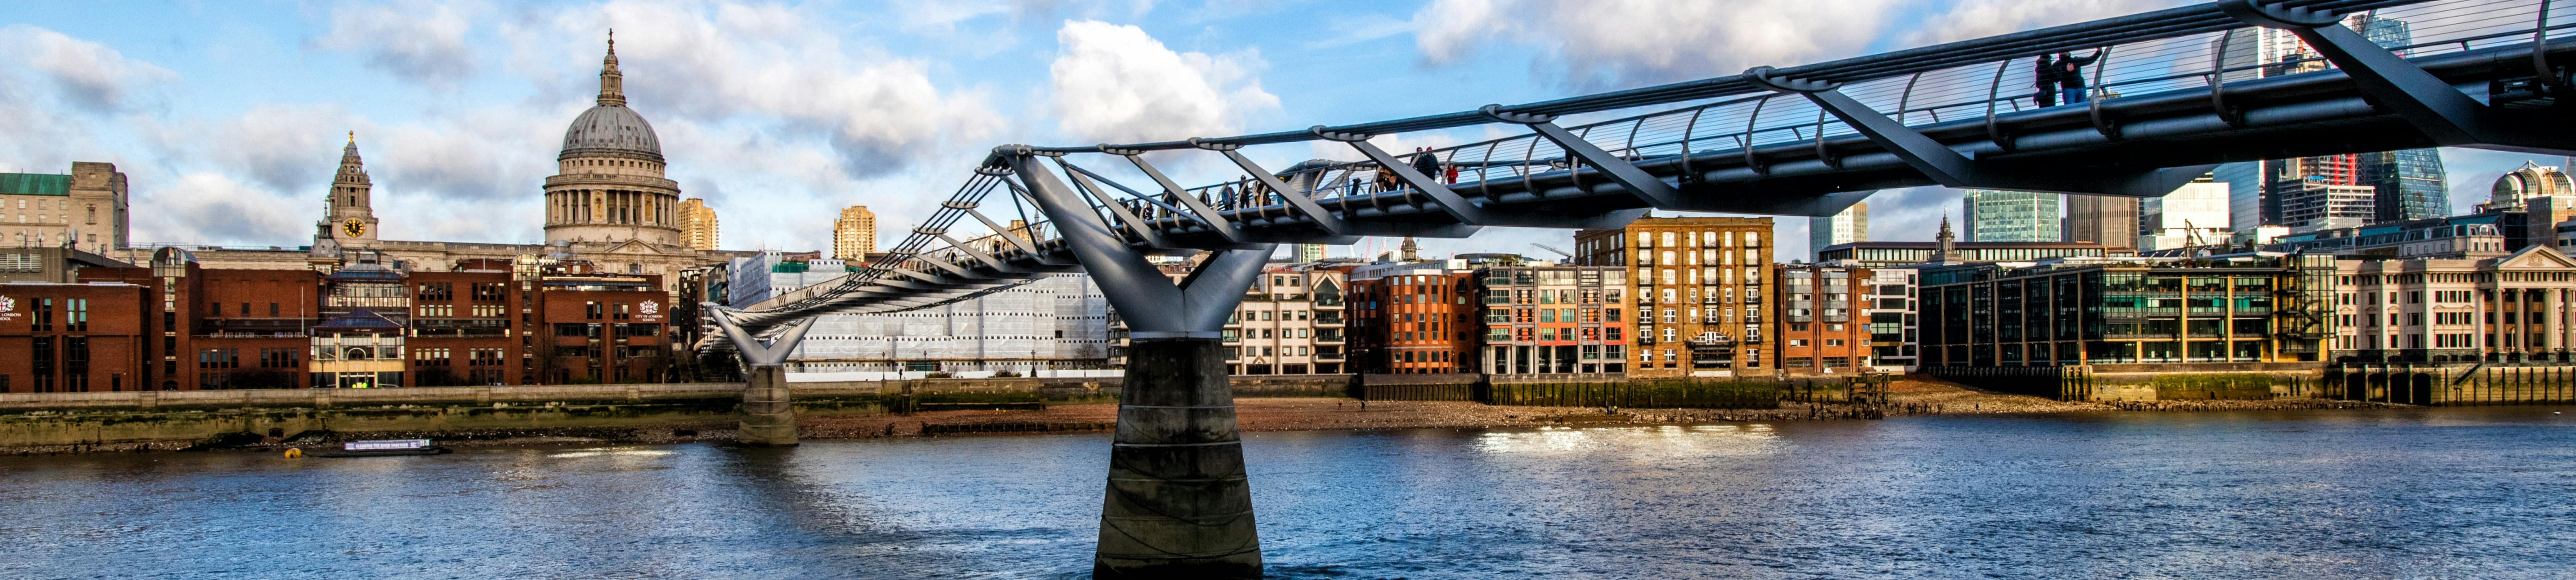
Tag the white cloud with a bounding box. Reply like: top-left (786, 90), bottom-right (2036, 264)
top-left (505, 1), bottom-right (1003, 177)
top-left (893, 0), bottom-right (1011, 31)
top-left (1048, 19), bottom-right (1280, 145)
top-left (134, 172), bottom-right (313, 245)
top-left (0, 24), bottom-right (175, 112)
top-left (1308, 13), bottom-right (1416, 50)
top-left (1901, 0), bottom-right (2190, 47)
top-left (1408, 0), bottom-right (2197, 91)
top-left (132, 100), bottom-right (570, 245)
top-left (314, 0), bottom-right (483, 87)
top-left (1412, 0), bottom-right (1907, 89)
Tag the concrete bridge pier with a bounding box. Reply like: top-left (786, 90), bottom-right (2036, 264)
top-left (706, 309), bottom-right (816, 448)
top-left (738, 365), bottom-right (798, 446)
top-left (1093, 337), bottom-right (1261, 578)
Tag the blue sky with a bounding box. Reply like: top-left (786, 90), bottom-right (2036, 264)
top-left (0, 0), bottom-right (2560, 260)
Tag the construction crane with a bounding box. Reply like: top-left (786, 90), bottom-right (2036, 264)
top-left (1530, 243), bottom-right (1574, 259)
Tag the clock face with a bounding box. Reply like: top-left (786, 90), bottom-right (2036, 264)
top-left (342, 218), bottom-right (368, 237)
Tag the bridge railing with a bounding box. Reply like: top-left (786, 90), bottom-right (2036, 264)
top-left (711, 0), bottom-right (2569, 349)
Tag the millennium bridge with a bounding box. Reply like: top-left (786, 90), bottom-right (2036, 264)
top-left (699, 1), bottom-right (2576, 576)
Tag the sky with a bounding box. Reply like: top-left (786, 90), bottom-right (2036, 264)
top-left (0, 0), bottom-right (2561, 262)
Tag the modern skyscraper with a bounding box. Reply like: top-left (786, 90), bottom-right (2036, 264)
top-left (1960, 190), bottom-right (2060, 242)
top-left (2346, 15), bottom-right (2449, 222)
top-left (678, 198), bottom-right (718, 250)
top-left (2216, 160), bottom-right (2271, 232)
top-left (2362, 148), bottom-right (2449, 222)
top-left (2138, 178), bottom-right (2232, 250)
top-left (833, 205), bottom-right (875, 259)
top-left (1295, 243), bottom-right (1325, 262)
top-left (2278, 181), bottom-right (2378, 233)
top-left (1808, 202), bottom-right (1868, 259)
top-left (2063, 195), bottom-right (2138, 250)
top-left (2214, 14), bottom-right (2444, 230)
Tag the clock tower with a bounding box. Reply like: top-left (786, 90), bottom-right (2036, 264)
top-left (321, 132), bottom-right (380, 248)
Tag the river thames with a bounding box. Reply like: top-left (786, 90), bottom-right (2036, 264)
top-left (4, 407), bottom-right (2571, 579)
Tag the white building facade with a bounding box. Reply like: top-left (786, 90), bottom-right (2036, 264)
top-left (2139, 179), bottom-right (2233, 251)
top-left (726, 250), bottom-right (1113, 375)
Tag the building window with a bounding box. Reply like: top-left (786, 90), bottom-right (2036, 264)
top-left (415, 348), bottom-right (453, 366)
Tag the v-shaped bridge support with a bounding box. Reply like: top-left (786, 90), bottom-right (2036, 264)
top-left (708, 307), bottom-right (816, 366)
top-left (1743, 68), bottom-right (2216, 198)
top-left (707, 307), bottom-right (816, 446)
top-left (998, 148), bottom-right (1268, 578)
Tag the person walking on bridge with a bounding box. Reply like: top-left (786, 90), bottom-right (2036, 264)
top-left (2031, 53), bottom-right (2058, 108)
top-left (2056, 49), bottom-right (2103, 105)
top-left (1411, 148), bottom-right (1442, 188)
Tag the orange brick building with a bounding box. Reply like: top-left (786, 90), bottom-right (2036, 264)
top-left (1771, 262), bottom-right (1876, 375)
top-left (1348, 260), bottom-right (1476, 374)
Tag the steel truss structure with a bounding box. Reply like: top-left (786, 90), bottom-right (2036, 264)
top-left (705, 0), bottom-right (2573, 348)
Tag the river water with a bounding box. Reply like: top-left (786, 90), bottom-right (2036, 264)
top-left (4, 407), bottom-right (2572, 579)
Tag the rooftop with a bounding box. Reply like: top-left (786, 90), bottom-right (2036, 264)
top-left (0, 173), bottom-right (71, 196)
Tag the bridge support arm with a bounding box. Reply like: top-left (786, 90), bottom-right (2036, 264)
top-left (1059, 160), bottom-right (1183, 250)
top-left (958, 207), bottom-right (1048, 258)
top-left (1124, 153), bottom-right (1262, 245)
top-left (1745, 67), bottom-right (2215, 197)
top-left (1482, 105), bottom-right (1686, 209)
top-left (2220, 0), bottom-right (2566, 154)
top-left (2221, 0), bottom-right (2571, 154)
top-left (1004, 150), bottom-right (1195, 330)
top-left (1319, 129), bottom-right (1650, 229)
top-left (1212, 144), bottom-right (1476, 239)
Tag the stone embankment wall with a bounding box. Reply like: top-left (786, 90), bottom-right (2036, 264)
top-left (2325, 365), bottom-right (2576, 405)
top-left (1358, 373), bottom-right (1798, 410)
top-left (0, 375), bottom-right (1359, 449)
top-left (1927, 362), bottom-right (2576, 404)
top-left (1928, 364), bottom-right (2322, 402)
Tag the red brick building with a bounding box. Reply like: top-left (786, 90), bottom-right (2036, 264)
top-left (0, 282), bottom-right (151, 392)
top-left (0, 248), bottom-right (671, 392)
top-left (1347, 260), bottom-right (1476, 374)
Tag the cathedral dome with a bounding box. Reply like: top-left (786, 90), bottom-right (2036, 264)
top-left (557, 32), bottom-right (662, 162)
top-left (560, 105), bottom-right (663, 161)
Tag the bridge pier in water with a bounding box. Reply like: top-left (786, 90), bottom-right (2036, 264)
top-left (738, 365), bottom-right (799, 446)
top-left (707, 310), bottom-right (816, 448)
top-left (1093, 338), bottom-right (1261, 578)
